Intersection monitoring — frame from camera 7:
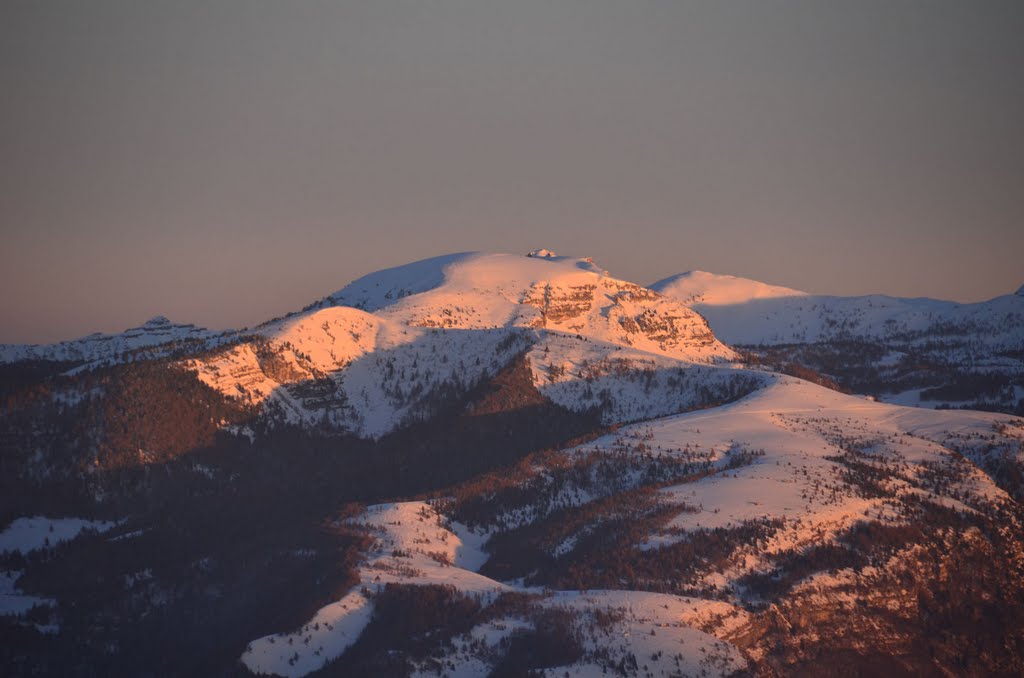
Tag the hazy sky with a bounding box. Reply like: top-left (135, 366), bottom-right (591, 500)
top-left (2, 1), bottom-right (1022, 343)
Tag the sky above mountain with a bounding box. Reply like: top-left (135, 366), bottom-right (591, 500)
top-left (2, 1), bottom-right (1022, 343)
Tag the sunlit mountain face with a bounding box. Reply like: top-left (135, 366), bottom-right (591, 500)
top-left (2, 251), bottom-right (1023, 677)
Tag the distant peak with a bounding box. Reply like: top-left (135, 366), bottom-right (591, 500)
top-left (526, 248), bottom-right (558, 259)
top-left (1016, 284), bottom-right (1024, 297)
top-left (650, 270), bottom-right (806, 306)
top-left (143, 315), bottom-right (172, 327)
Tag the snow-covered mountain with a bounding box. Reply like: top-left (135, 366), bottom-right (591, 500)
top-left (651, 270), bottom-right (1023, 348)
top-left (0, 315), bottom-right (222, 366)
top-left (3, 250), bottom-right (1024, 677)
top-left (185, 252), bottom-right (746, 437)
top-left (318, 252), bottom-right (693, 345)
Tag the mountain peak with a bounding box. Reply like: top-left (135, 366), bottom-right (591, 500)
top-left (142, 315), bottom-right (172, 327)
top-left (323, 251), bottom-right (614, 313)
top-left (651, 270), bottom-right (806, 306)
top-left (1016, 284), bottom-right (1024, 297)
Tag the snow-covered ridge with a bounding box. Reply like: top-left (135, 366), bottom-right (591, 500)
top-left (714, 292), bottom-right (1022, 347)
top-left (650, 270), bottom-right (807, 306)
top-left (0, 316), bottom-right (222, 365)
top-left (654, 272), bottom-right (1024, 348)
top-left (318, 252), bottom-right (477, 314)
top-left (322, 251), bottom-right (608, 314)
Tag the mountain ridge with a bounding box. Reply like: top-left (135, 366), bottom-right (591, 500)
top-left (652, 269), bottom-right (1024, 414)
top-left (4, 253), bottom-right (1017, 368)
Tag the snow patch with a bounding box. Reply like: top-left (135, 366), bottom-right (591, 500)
top-left (240, 590), bottom-right (373, 678)
top-left (0, 517), bottom-right (119, 554)
top-left (0, 570), bottom-right (54, 618)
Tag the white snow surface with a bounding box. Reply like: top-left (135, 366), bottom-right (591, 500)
top-left (241, 589), bottom-right (373, 678)
top-left (0, 517), bottom-right (119, 554)
top-left (326, 252), bottom-right (606, 313)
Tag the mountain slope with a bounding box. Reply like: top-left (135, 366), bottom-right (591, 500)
top-left (239, 377), bottom-right (1024, 677)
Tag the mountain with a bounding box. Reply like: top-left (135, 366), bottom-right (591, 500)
top-left (184, 252), bottom-right (745, 437)
top-left (653, 273), bottom-right (1024, 415)
top-left (650, 270), bottom-right (807, 306)
top-left (2, 250), bottom-right (1023, 677)
top-left (0, 316), bottom-right (223, 366)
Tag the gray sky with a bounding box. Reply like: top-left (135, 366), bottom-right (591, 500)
top-left (2, 1), bottom-right (1022, 343)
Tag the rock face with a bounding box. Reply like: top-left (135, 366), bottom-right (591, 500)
top-left (518, 277), bottom-right (720, 356)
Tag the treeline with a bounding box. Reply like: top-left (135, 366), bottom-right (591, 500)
top-left (742, 499), bottom-right (1024, 676)
top-left (315, 586), bottom-right (585, 677)
top-left (740, 340), bottom-right (1024, 415)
